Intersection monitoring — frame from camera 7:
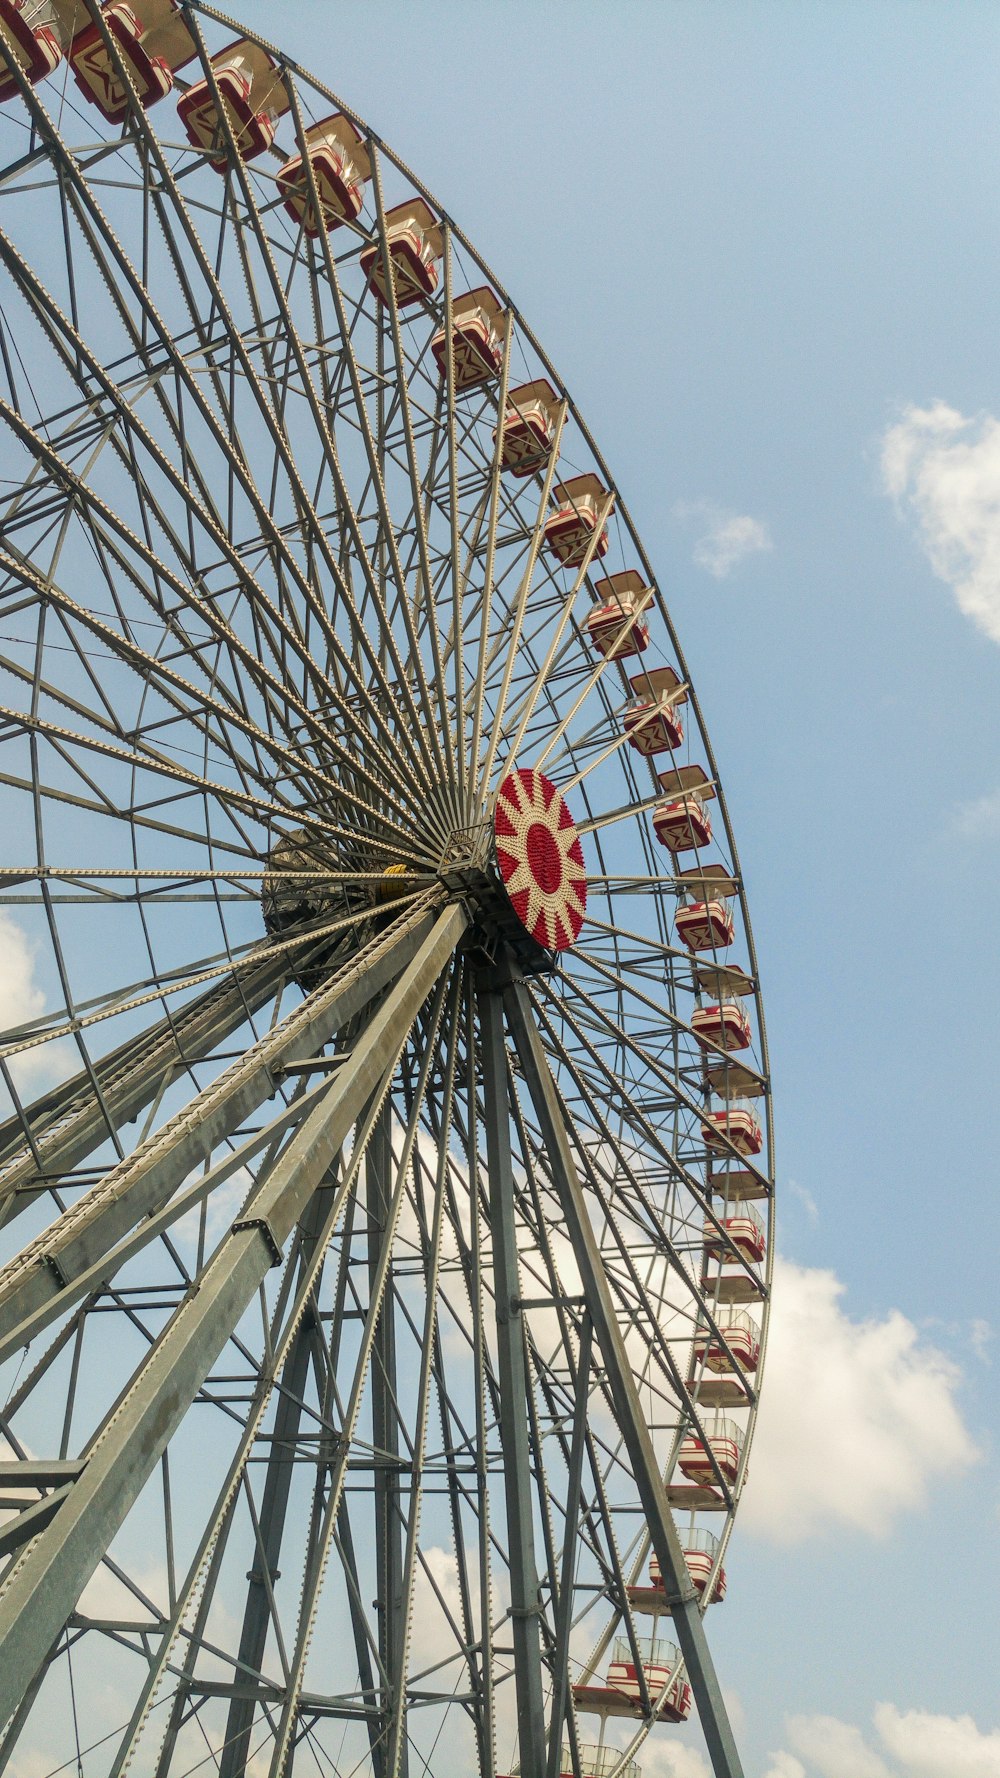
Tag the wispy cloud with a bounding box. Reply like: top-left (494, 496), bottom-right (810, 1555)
top-left (953, 787), bottom-right (1000, 840)
top-left (787, 1177), bottom-right (820, 1222)
top-left (673, 499), bottom-right (773, 579)
top-left (880, 400), bottom-right (1000, 641)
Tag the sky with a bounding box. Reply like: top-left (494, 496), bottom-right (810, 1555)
top-left (204, 3), bottom-right (1000, 1775)
top-left (1, 2), bottom-right (998, 1775)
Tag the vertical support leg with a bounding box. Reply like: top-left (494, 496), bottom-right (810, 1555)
top-left (503, 980), bottom-right (745, 1778)
top-left (217, 1180), bottom-right (378, 1778)
top-left (478, 985), bottom-right (547, 1778)
top-left (366, 1103), bottom-right (407, 1778)
top-left (546, 1315), bottom-right (591, 1778)
top-left (216, 1303), bottom-right (313, 1778)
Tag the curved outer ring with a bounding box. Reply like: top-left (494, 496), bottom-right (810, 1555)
top-left (3, 0), bottom-right (774, 1617)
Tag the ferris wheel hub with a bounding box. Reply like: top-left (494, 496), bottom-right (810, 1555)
top-left (492, 767), bottom-right (587, 953)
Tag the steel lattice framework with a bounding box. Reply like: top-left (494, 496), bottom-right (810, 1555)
top-left (0, 7), bottom-right (773, 1778)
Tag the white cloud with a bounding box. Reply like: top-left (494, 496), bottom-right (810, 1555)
top-left (880, 400), bottom-right (1000, 642)
top-left (874, 1704), bottom-right (1000, 1778)
top-left (673, 500), bottom-right (773, 578)
top-left (763, 1757), bottom-right (807, 1778)
top-left (0, 911), bottom-right (71, 1103)
top-left (787, 1715), bottom-right (891, 1778)
top-left (636, 1743), bottom-right (712, 1778)
top-left (740, 1258), bottom-right (978, 1542)
top-left (773, 1707), bottom-right (1000, 1778)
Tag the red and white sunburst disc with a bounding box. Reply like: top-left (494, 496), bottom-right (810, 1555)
top-left (493, 767), bottom-right (587, 951)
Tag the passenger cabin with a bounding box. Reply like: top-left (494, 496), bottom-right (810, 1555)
top-left (177, 37), bottom-right (288, 169)
top-left (678, 1418), bottom-right (743, 1487)
top-left (704, 1201), bottom-right (766, 1267)
top-left (360, 197), bottom-right (443, 306)
top-left (69, 0), bottom-right (196, 121)
top-left (693, 1308), bottom-right (761, 1376)
top-left (544, 474), bottom-right (613, 569)
top-left (650, 1532), bottom-right (727, 1603)
top-left (496, 379), bottom-right (559, 476)
top-left (586, 572), bottom-right (652, 660)
top-left (431, 285), bottom-right (505, 388)
top-left (0, 0), bottom-right (76, 101)
top-left (573, 1637), bottom-right (692, 1723)
top-left (623, 664), bottom-right (686, 755)
top-left (675, 864), bottom-right (737, 951)
top-left (276, 113), bottom-right (370, 235)
top-left (652, 764), bottom-right (715, 853)
top-left (500, 1748), bottom-right (640, 1778)
top-left (701, 1098), bottom-right (763, 1157)
top-left (692, 998), bottom-right (751, 1052)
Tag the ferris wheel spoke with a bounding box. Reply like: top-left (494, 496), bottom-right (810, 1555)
top-left (488, 494), bottom-right (615, 781)
top-left (439, 229), bottom-right (467, 809)
top-left (0, 389), bottom-right (430, 818)
top-left (0, 642), bottom-right (432, 871)
top-left (502, 1082), bottom-right (633, 1742)
top-left (274, 81), bottom-right (460, 804)
top-left (0, 553), bottom-right (434, 845)
top-left (511, 1004), bottom-right (696, 1439)
top-left (0, 894), bottom-right (411, 1075)
top-left (533, 601), bottom-right (657, 781)
top-left (475, 400), bottom-right (569, 805)
top-left (520, 985), bottom-right (740, 1472)
top-left (530, 1003), bottom-right (742, 1302)
top-left (0, 199), bottom-right (440, 816)
top-left (367, 147), bottom-right (459, 814)
top-left (501, 980), bottom-right (746, 1777)
top-left (0, 1068), bottom-right (348, 1384)
top-left (0, 900), bottom-right (463, 1735)
top-left (539, 962), bottom-right (766, 1269)
top-left (1, 700), bottom-right (372, 868)
top-left (464, 304), bottom-right (514, 810)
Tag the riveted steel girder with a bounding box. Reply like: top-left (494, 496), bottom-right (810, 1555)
top-left (0, 902), bottom-right (441, 1367)
top-left (0, 899), bottom-right (467, 1728)
top-left (0, 941), bottom-right (298, 1230)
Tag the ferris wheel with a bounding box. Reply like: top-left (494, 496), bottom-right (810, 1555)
top-left (0, 7), bottom-right (774, 1778)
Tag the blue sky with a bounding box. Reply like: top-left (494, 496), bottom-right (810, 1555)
top-left (216, 3), bottom-right (1000, 1774)
top-left (0, 3), bottom-right (995, 1775)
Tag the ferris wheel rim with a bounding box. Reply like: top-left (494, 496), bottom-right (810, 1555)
top-left (0, 11), bottom-right (772, 1775)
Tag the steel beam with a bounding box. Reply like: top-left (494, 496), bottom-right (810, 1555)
top-left (503, 979), bottom-right (746, 1778)
top-left (218, 1182), bottom-right (343, 1778)
top-left (478, 986), bottom-right (547, 1778)
top-left (546, 1315), bottom-right (591, 1778)
top-left (367, 1104), bottom-right (406, 1778)
top-left (0, 902), bottom-right (439, 1364)
top-left (0, 901), bottom-right (467, 1729)
top-left (0, 942), bottom-right (295, 1229)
